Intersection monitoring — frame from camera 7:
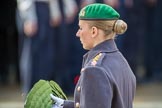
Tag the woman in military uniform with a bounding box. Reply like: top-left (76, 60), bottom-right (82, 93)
top-left (51, 3), bottom-right (136, 108)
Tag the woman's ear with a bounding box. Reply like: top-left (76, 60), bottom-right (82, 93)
top-left (91, 26), bottom-right (98, 38)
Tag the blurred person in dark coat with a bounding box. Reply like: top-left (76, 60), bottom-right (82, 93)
top-left (51, 3), bottom-right (136, 108)
top-left (51, 0), bottom-right (79, 94)
top-left (144, 0), bottom-right (162, 82)
top-left (112, 0), bottom-right (147, 82)
top-left (0, 0), bottom-right (18, 84)
top-left (16, 0), bottom-right (62, 96)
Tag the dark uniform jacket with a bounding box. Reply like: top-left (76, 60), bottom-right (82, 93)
top-left (63, 39), bottom-right (136, 108)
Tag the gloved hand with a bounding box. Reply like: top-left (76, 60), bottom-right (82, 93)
top-left (50, 94), bottom-right (64, 108)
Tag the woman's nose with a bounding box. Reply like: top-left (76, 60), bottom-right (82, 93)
top-left (76, 30), bottom-right (80, 37)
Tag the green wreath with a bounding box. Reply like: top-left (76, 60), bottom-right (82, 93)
top-left (24, 80), bottom-right (67, 108)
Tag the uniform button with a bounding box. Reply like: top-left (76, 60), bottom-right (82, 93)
top-left (75, 102), bottom-right (80, 108)
top-left (77, 86), bottom-right (81, 92)
top-left (81, 68), bottom-right (85, 72)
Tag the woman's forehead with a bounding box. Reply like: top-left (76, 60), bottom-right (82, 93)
top-left (79, 20), bottom-right (90, 26)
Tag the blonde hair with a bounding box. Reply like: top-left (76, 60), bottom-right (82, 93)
top-left (87, 20), bottom-right (127, 38)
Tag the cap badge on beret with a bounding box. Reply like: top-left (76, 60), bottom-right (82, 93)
top-left (80, 9), bottom-right (85, 17)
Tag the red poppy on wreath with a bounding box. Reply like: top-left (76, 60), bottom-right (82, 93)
top-left (74, 75), bottom-right (80, 85)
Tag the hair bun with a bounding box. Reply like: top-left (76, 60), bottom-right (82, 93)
top-left (113, 20), bottom-right (127, 35)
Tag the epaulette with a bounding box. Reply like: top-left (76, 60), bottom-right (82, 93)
top-left (91, 53), bottom-right (105, 66)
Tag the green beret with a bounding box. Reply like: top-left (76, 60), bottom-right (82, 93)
top-left (79, 3), bottom-right (120, 20)
top-left (24, 80), bottom-right (67, 108)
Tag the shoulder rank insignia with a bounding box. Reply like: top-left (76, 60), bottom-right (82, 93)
top-left (91, 53), bottom-right (103, 66)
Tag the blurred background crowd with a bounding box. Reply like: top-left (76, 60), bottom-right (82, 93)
top-left (0, 0), bottom-right (162, 97)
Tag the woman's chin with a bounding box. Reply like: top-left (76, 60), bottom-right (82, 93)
top-left (83, 45), bottom-right (90, 50)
